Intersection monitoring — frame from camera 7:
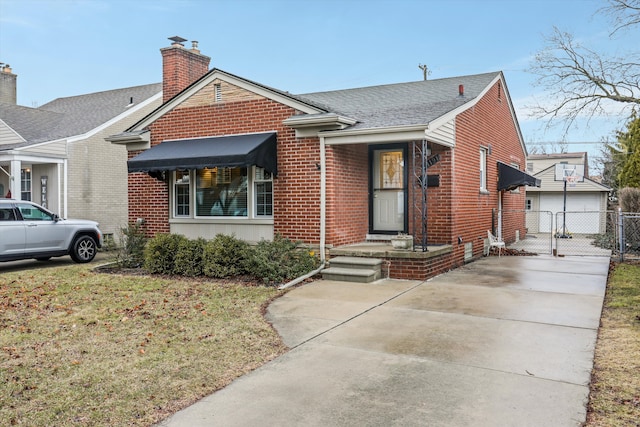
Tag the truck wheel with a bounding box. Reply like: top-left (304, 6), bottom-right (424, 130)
top-left (70, 235), bottom-right (97, 263)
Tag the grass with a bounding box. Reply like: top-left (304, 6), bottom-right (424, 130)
top-left (586, 261), bottom-right (640, 426)
top-left (0, 260), bottom-right (287, 426)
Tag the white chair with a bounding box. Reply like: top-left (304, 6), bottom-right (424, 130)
top-left (487, 231), bottom-right (506, 257)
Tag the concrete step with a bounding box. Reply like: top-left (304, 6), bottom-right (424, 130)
top-left (321, 267), bottom-right (380, 283)
top-left (329, 256), bottom-right (383, 271)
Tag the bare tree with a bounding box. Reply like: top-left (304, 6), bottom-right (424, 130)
top-left (602, 0), bottom-right (640, 35)
top-left (529, 0), bottom-right (640, 135)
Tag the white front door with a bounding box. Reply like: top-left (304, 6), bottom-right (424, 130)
top-left (372, 148), bottom-right (406, 232)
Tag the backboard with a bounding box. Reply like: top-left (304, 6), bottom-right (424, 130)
top-left (554, 163), bottom-right (585, 182)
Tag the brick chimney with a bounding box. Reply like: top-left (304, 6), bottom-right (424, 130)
top-left (0, 64), bottom-right (17, 105)
top-left (161, 36), bottom-right (211, 102)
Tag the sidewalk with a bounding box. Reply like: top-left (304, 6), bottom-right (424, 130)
top-left (158, 255), bottom-right (609, 426)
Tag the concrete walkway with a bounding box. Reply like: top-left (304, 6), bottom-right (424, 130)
top-left (158, 255), bottom-right (609, 427)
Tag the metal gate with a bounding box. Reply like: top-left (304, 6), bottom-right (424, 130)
top-left (505, 210), bottom-right (613, 256)
top-left (618, 210), bottom-right (640, 261)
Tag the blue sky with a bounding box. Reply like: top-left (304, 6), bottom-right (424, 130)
top-left (0, 0), bottom-right (636, 161)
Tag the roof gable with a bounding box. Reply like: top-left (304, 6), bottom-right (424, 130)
top-left (0, 83), bottom-right (161, 149)
top-left (126, 69), bottom-right (326, 132)
top-left (531, 165), bottom-right (611, 192)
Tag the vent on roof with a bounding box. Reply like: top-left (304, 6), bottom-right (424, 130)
top-left (126, 96), bottom-right (134, 108)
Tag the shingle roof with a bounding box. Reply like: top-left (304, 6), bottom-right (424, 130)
top-left (295, 72), bottom-right (501, 130)
top-left (0, 103), bottom-right (64, 142)
top-left (0, 83), bottom-right (161, 149)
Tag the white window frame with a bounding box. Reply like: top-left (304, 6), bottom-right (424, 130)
top-left (253, 166), bottom-right (273, 218)
top-left (173, 170), bottom-right (190, 217)
top-left (479, 147), bottom-right (488, 192)
top-left (171, 166), bottom-right (274, 219)
top-left (21, 168), bottom-right (32, 201)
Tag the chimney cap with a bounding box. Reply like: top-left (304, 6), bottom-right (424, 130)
top-left (168, 36), bottom-right (187, 46)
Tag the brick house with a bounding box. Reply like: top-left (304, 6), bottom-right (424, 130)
top-left (0, 64), bottom-right (161, 242)
top-left (111, 38), bottom-right (538, 280)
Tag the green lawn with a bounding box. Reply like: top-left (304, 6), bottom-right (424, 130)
top-left (0, 262), bottom-right (286, 426)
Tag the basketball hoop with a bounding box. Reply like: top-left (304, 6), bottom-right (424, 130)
top-left (566, 175), bottom-right (578, 187)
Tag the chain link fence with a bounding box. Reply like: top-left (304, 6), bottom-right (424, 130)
top-left (506, 210), bottom-right (612, 257)
top-left (618, 211), bottom-right (640, 261)
top-left (498, 209), bottom-right (640, 259)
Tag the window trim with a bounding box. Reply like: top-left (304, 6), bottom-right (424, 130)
top-left (171, 166), bottom-right (274, 220)
top-left (21, 168), bottom-right (32, 201)
top-left (253, 166), bottom-right (273, 218)
top-left (173, 170), bottom-right (191, 217)
top-left (479, 147), bottom-right (488, 193)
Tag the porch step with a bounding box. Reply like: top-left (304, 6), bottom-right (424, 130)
top-left (322, 256), bottom-right (383, 283)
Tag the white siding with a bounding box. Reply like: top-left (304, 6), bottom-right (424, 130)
top-left (0, 120), bottom-right (24, 145)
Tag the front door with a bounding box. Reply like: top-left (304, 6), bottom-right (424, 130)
top-left (371, 146), bottom-right (407, 233)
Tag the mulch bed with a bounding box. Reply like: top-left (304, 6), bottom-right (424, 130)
top-left (488, 248), bottom-right (538, 256)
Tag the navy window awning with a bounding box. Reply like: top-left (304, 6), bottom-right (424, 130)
top-left (128, 132), bottom-right (277, 176)
top-left (497, 161), bottom-right (541, 191)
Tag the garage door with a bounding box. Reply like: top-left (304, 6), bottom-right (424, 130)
top-left (539, 193), bottom-right (602, 234)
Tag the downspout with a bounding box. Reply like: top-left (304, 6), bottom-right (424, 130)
top-left (279, 135), bottom-right (327, 290)
top-left (498, 191), bottom-right (503, 240)
top-left (62, 160), bottom-right (68, 218)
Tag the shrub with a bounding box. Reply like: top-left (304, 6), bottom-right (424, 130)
top-left (245, 235), bottom-right (319, 286)
top-left (202, 234), bottom-right (250, 278)
top-left (144, 233), bottom-right (187, 274)
top-left (619, 187), bottom-right (640, 212)
top-left (174, 237), bottom-right (207, 276)
top-left (115, 222), bottom-right (147, 268)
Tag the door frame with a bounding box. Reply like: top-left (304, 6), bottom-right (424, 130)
top-left (368, 143), bottom-right (409, 234)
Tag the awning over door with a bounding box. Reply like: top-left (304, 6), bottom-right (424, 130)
top-left (497, 161), bottom-right (541, 191)
top-left (127, 132), bottom-right (277, 175)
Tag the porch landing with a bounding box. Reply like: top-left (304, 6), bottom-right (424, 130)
top-left (328, 242), bottom-right (454, 281)
top-left (330, 242), bottom-right (452, 259)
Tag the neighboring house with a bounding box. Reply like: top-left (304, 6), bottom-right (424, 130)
top-left (0, 63), bottom-right (162, 242)
top-left (110, 38), bottom-right (538, 280)
top-left (525, 152), bottom-right (611, 234)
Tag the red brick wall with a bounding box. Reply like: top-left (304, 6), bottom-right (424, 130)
top-left (385, 252), bottom-right (455, 280)
top-left (409, 143), bottom-right (454, 245)
top-left (325, 144), bottom-right (370, 246)
top-left (275, 135), bottom-right (321, 243)
top-left (128, 97), bottom-right (326, 244)
top-left (161, 45), bottom-right (210, 102)
top-left (126, 157), bottom-right (170, 236)
top-left (450, 80), bottom-right (526, 259)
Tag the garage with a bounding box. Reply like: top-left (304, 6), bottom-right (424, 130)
top-left (539, 192), bottom-right (604, 234)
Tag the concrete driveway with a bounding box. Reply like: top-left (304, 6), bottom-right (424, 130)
top-left (158, 254), bottom-right (609, 426)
